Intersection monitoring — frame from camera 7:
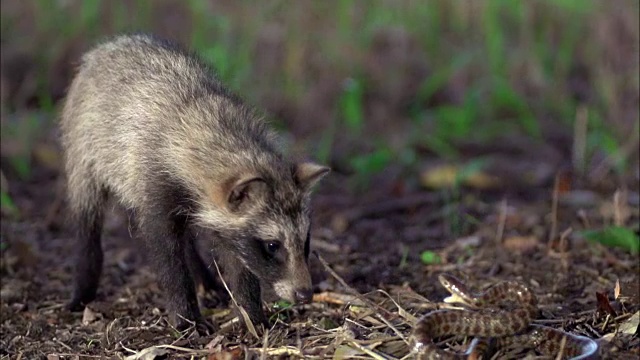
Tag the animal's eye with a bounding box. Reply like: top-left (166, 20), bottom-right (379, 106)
top-left (263, 241), bottom-right (281, 255)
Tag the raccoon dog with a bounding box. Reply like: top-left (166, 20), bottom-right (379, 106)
top-left (60, 33), bottom-right (329, 333)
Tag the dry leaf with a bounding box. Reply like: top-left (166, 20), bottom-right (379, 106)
top-left (205, 335), bottom-right (225, 350)
top-left (333, 345), bottom-right (364, 360)
top-left (615, 279), bottom-right (621, 300)
top-left (595, 292), bottom-right (617, 317)
top-left (348, 304), bottom-right (373, 318)
top-left (331, 214), bottom-right (349, 234)
top-left (616, 279), bottom-right (640, 303)
top-left (619, 311), bottom-right (639, 335)
top-left (124, 347), bottom-right (169, 360)
top-left (556, 171), bottom-right (573, 194)
top-left (32, 143), bottom-right (61, 170)
top-left (81, 306), bottom-right (101, 325)
top-left (503, 236), bottom-right (539, 254)
top-left (313, 291), bottom-right (363, 306)
top-left (420, 164), bottom-right (499, 190)
top-left (454, 235), bottom-right (482, 247)
top-left (207, 347), bottom-right (243, 360)
top-left (464, 171), bottom-right (500, 189)
top-left (420, 165), bottom-right (458, 189)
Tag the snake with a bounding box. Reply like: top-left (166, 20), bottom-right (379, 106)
top-left (411, 274), bottom-right (599, 360)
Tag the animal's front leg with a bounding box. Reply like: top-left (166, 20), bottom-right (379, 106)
top-left (220, 257), bottom-right (268, 329)
top-left (137, 213), bottom-right (216, 335)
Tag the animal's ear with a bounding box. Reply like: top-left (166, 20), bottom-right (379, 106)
top-left (295, 162), bottom-right (330, 192)
top-left (225, 176), bottom-right (268, 213)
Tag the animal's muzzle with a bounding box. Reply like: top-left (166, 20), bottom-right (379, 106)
top-left (294, 288), bottom-right (313, 304)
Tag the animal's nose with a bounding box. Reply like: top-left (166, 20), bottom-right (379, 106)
top-left (294, 288), bottom-right (313, 304)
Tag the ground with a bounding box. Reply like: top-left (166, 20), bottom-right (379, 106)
top-left (0, 139), bottom-right (638, 359)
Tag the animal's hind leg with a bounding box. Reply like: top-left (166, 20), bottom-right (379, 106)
top-left (66, 175), bottom-right (107, 311)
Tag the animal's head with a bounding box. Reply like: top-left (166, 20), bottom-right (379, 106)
top-left (200, 161), bottom-right (329, 304)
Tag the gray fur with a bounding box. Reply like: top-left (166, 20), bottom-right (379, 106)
top-left (60, 33), bottom-right (329, 333)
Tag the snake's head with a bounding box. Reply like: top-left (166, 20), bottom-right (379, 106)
top-left (438, 273), bottom-right (476, 306)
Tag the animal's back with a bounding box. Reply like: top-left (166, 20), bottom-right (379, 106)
top-left (60, 34), bottom-right (277, 210)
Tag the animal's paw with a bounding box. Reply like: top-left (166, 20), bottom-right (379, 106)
top-left (66, 298), bottom-right (87, 312)
top-left (199, 290), bottom-right (230, 308)
top-left (195, 318), bottom-right (217, 336)
top-left (175, 315), bottom-right (218, 336)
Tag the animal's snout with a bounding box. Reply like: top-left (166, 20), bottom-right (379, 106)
top-left (294, 288), bottom-right (313, 304)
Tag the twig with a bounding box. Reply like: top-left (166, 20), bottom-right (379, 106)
top-left (572, 104), bottom-right (588, 176)
top-left (345, 317), bottom-right (371, 330)
top-left (613, 189), bottom-right (629, 226)
top-left (495, 198), bottom-right (507, 244)
top-left (559, 227), bottom-right (572, 252)
top-left (548, 174), bottom-right (560, 246)
top-left (211, 258), bottom-right (259, 339)
top-left (348, 340), bottom-right (396, 360)
top-left (219, 317), bottom-right (240, 332)
top-left (261, 327), bottom-right (269, 360)
top-left (375, 289), bottom-right (418, 324)
top-left (375, 313), bottom-right (409, 345)
top-left (123, 343), bottom-right (213, 358)
top-left (249, 345), bottom-right (302, 357)
top-left (54, 339), bottom-right (73, 351)
top-left (104, 317), bottom-right (119, 346)
top-left (577, 209), bottom-right (591, 229)
top-left (554, 334), bottom-right (569, 360)
top-left (313, 251), bottom-right (396, 320)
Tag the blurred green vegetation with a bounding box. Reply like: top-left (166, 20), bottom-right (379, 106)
top-left (583, 226), bottom-right (640, 254)
top-left (419, 250), bottom-right (441, 265)
top-left (0, 0), bottom-right (638, 185)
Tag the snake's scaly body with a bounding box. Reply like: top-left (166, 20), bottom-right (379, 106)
top-left (411, 274), bottom-right (599, 359)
